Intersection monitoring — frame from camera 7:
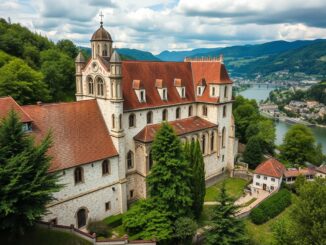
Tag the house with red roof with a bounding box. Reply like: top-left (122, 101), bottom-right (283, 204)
top-left (0, 21), bottom-right (236, 228)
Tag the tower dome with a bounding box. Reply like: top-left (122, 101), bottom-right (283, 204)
top-left (91, 25), bottom-right (112, 41)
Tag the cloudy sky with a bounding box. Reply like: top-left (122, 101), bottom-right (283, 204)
top-left (1, 0), bottom-right (326, 54)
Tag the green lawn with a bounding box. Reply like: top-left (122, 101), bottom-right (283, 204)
top-left (1, 226), bottom-right (92, 245)
top-left (205, 178), bottom-right (248, 202)
top-left (244, 201), bottom-right (293, 245)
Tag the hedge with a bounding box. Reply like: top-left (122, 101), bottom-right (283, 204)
top-left (250, 189), bottom-right (292, 224)
top-left (104, 213), bottom-right (124, 227)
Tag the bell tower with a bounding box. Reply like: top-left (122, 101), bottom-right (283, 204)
top-left (91, 12), bottom-right (113, 59)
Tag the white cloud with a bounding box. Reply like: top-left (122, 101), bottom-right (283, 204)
top-left (1, 0), bottom-right (326, 53)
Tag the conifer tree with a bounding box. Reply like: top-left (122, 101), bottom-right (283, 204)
top-left (205, 182), bottom-right (248, 245)
top-left (147, 122), bottom-right (193, 219)
top-left (185, 140), bottom-right (206, 219)
top-left (0, 110), bottom-right (61, 234)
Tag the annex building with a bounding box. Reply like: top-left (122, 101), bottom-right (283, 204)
top-left (0, 22), bottom-right (236, 228)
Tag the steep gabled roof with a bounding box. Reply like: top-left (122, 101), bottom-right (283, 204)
top-left (22, 100), bottom-right (118, 172)
top-left (0, 96), bottom-right (32, 123)
top-left (122, 61), bottom-right (195, 110)
top-left (254, 158), bottom-right (286, 178)
top-left (134, 116), bottom-right (217, 143)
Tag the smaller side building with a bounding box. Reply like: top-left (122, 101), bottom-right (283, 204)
top-left (315, 165), bottom-right (326, 178)
top-left (252, 158), bottom-right (286, 193)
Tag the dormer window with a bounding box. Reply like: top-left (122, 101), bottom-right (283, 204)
top-left (210, 85), bottom-right (218, 98)
top-left (197, 78), bottom-right (206, 96)
top-left (133, 80), bottom-right (146, 103)
top-left (174, 78), bottom-right (186, 98)
top-left (22, 122), bottom-right (32, 132)
top-left (162, 88), bottom-right (167, 100)
top-left (140, 90), bottom-right (145, 102)
top-left (181, 87), bottom-right (186, 98)
top-left (155, 79), bottom-right (167, 101)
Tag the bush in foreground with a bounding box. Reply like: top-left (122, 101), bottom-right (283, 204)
top-left (87, 220), bottom-right (109, 237)
top-left (250, 189), bottom-right (292, 224)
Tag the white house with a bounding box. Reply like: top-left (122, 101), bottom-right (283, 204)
top-left (252, 158), bottom-right (286, 193)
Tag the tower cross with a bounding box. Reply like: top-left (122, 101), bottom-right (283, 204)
top-left (99, 11), bottom-right (104, 26)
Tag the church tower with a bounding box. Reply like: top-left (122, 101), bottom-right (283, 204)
top-left (75, 51), bottom-right (85, 96)
top-left (91, 15), bottom-right (113, 59)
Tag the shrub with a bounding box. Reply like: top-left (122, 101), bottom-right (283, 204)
top-left (250, 189), bottom-right (292, 224)
top-left (87, 220), bottom-right (109, 237)
top-left (104, 214), bottom-right (123, 228)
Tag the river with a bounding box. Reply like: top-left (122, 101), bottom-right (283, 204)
top-left (238, 85), bottom-right (326, 153)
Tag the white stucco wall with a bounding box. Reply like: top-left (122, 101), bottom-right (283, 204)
top-left (252, 174), bottom-right (282, 191)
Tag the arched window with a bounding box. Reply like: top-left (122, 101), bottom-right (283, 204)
top-left (97, 77), bottom-right (104, 96)
top-left (210, 132), bottom-right (215, 152)
top-left (222, 127), bottom-right (226, 148)
top-left (129, 114), bottom-right (135, 127)
top-left (112, 114), bottom-right (115, 129)
top-left (223, 105), bottom-right (227, 117)
top-left (202, 134), bottom-right (206, 154)
top-left (88, 77), bottom-right (94, 95)
top-left (176, 107), bottom-right (181, 119)
top-left (202, 105), bottom-right (208, 116)
top-left (102, 159), bottom-right (110, 175)
top-left (162, 109), bottom-right (168, 121)
top-left (119, 114), bottom-right (122, 129)
top-left (147, 111), bottom-right (153, 124)
top-left (74, 167), bottom-right (84, 184)
top-left (224, 86), bottom-right (228, 98)
top-left (103, 44), bottom-right (108, 56)
top-left (127, 151), bottom-right (134, 169)
top-left (188, 105), bottom-right (193, 117)
top-left (97, 44), bottom-right (100, 56)
top-left (77, 208), bottom-right (87, 228)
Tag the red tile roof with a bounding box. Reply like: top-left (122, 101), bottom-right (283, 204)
top-left (254, 158), bottom-right (286, 178)
top-left (283, 168), bottom-right (315, 178)
top-left (22, 100), bottom-right (118, 172)
top-left (134, 116), bottom-right (217, 143)
top-left (316, 165), bottom-right (326, 174)
top-left (121, 60), bottom-right (233, 110)
top-left (0, 96), bottom-right (32, 123)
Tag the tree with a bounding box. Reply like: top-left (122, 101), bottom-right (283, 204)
top-left (147, 122), bottom-right (193, 219)
top-left (174, 217), bottom-right (197, 245)
top-left (0, 58), bottom-right (51, 104)
top-left (184, 140), bottom-right (206, 220)
top-left (279, 124), bottom-right (325, 166)
top-left (56, 39), bottom-right (78, 59)
top-left (205, 182), bottom-right (247, 245)
top-left (243, 136), bottom-right (263, 169)
top-left (0, 110), bottom-right (61, 234)
top-left (40, 49), bottom-right (75, 101)
top-left (273, 178), bottom-right (326, 244)
top-left (122, 199), bottom-right (173, 241)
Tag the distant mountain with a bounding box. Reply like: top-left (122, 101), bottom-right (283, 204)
top-left (157, 48), bottom-right (221, 61)
top-left (78, 47), bottom-right (160, 61)
top-left (231, 41), bottom-right (326, 77)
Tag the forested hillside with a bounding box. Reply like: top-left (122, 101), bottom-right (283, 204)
top-left (0, 18), bottom-right (77, 104)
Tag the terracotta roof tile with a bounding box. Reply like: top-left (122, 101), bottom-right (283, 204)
top-left (134, 116), bottom-right (217, 143)
top-left (0, 96), bottom-right (32, 123)
top-left (122, 61), bottom-right (195, 110)
top-left (22, 100), bottom-right (118, 172)
top-left (283, 168), bottom-right (315, 178)
top-left (254, 158), bottom-right (286, 178)
top-left (315, 165), bottom-right (326, 174)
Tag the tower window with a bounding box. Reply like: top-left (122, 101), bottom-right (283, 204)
top-left (88, 77), bottom-right (94, 95)
top-left (188, 106), bottom-right (193, 117)
top-left (202, 134), bottom-right (206, 154)
top-left (222, 127), bottom-right (226, 148)
top-left (210, 132), bottom-right (215, 152)
top-left (112, 114), bottom-right (115, 129)
top-left (147, 111), bottom-right (153, 124)
top-left (97, 77), bottom-right (104, 96)
top-left (224, 86), bottom-right (228, 98)
top-left (202, 105), bottom-right (208, 116)
top-left (176, 107), bottom-right (181, 119)
top-left (103, 44), bottom-right (108, 56)
top-left (119, 114), bottom-right (122, 129)
top-left (223, 105), bottom-right (227, 117)
top-left (127, 151), bottom-right (134, 169)
top-left (162, 109), bottom-right (168, 121)
top-left (129, 114), bottom-right (135, 127)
